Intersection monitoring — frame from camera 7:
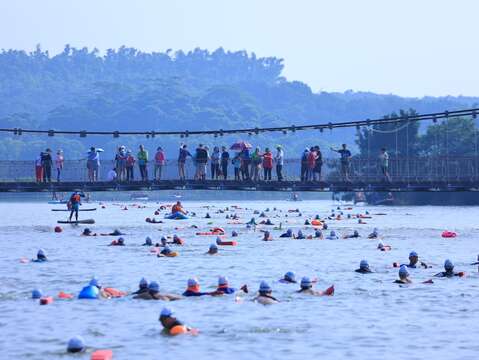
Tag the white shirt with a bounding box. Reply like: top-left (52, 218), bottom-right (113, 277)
top-left (275, 149), bottom-right (284, 165)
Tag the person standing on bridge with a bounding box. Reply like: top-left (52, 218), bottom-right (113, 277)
top-left (55, 150), bottom-right (64, 182)
top-left (35, 153), bottom-right (43, 183)
top-left (41, 148), bottom-right (53, 183)
top-left (275, 145), bottom-right (284, 181)
top-left (300, 148), bottom-right (309, 182)
top-left (331, 144), bottom-right (351, 181)
top-left (211, 146), bottom-right (221, 179)
top-left (87, 147), bottom-right (100, 182)
top-left (379, 148), bottom-right (391, 182)
top-left (126, 150), bottom-right (135, 182)
top-left (220, 146), bottom-right (230, 180)
top-left (138, 144), bottom-right (149, 181)
top-left (263, 148), bottom-right (273, 181)
top-left (307, 147), bottom-right (317, 181)
top-left (154, 146), bottom-right (166, 181)
top-left (178, 144), bottom-right (191, 180)
top-left (313, 145), bottom-right (323, 181)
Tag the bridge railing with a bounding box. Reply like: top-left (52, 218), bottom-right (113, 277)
top-left (1, 156), bottom-right (478, 183)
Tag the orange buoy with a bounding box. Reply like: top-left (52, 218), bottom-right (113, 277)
top-left (91, 349), bottom-right (113, 360)
top-left (54, 226), bottom-right (63, 233)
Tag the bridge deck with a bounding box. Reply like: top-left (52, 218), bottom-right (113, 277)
top-left (0, 180), bottom-right (478, 193)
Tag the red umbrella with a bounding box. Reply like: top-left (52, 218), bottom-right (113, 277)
top-left (230, 141), bottom-right (252, 151)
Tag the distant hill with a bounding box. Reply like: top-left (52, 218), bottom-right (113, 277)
top-left (0, 45), bottom-right (478, 160)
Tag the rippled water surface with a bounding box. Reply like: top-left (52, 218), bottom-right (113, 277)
top-left (1, 198), bottom-right (479, 360)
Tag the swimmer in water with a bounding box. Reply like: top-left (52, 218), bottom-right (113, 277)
top-left (279, 229), bottom-right (293, 238)
top-left (295, 230), bottom-right (305, 239)
top-left (134, 281), bottom-right (181, 301)
top-left (262, 231), bottom-right (273, 241)
top-left (172, 234), bottom-right (184, 245)
top-left (33, 248), bottom-right (47, 262)
top-left (82, 228), bottom-right (97, 236)
top-left (394, 265), bottom-right (412, 284)
top-left (100, 229), bottom-right (125, 236)
top-left (215, 276), bottom-right (248, 295)
top-left (279, 271), bottom-right (297, 283)
top-left (377, 241), bottom-right (391, 251)
top-left (296, 277), bottom-right (332, 296)
top-left (206, 243), bottom-right (218, 255)
top-left (326, 230), bottom-right (339, 240)
top-left (253, 281), bottom-right (279, 305)
top-left (142, 236), bottom-right (153, 246)
top-left (182, 278), bottom-right (218, 297)
top-left (159, 307), bottom-right (193, 335)
top-left (158, 246), bottom-right (174, 257)
top-left (132, 278), bottom-right (149, 295)
top-left (355, 260), bottom-right (372, 274)
top-left (314, 229), bottom-right (323, 239)
top-left (368, 228), bottom-right (379, 239)
top-left (67, 336), bottom-right (85, 353)
top-left (109, 237), bottom-right (125, 246)
top-left (343, 230), bottom-right (360, 239)
top-left (403, 251), bottom-right (428, 268)
top-left (434, 259), bottom-right (464, 278)
top-left (89, 277), bottom-right (111, 298)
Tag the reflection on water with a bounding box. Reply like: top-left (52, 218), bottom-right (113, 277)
top-left (1, 200), bottom-right (479, 359)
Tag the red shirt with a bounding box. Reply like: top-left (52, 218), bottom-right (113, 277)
top-left (263, 153), bottom-right (273, 169)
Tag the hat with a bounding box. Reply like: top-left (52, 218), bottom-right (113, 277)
top-left (37, 248), bottom-right (46, 257)
top-left (399, 265), bottom-right (409, 278)
top-left (118, 237), bottom-right (125, 244)
top-left (444, 259), bottom-right (454, 270)
top-left (409, 251), bottom-right (418, 258)
top-left (149, 281), bottom-right (160, 292)
top-left (259, 281), bottom-right (271, 292)
top-left (139, 277), bottom-right (148, 288)
top-left (145, 236), bottom-right (152, 243)
top-left (360, 260), bottom-right (369, 269)
top-left (67, 336), bottom-right (85, 353)
top-left (32, 289), bottom-right (43, 299)
top-left (187, 278), bottom-right (199, 287)
top-left (209, 244), bottom-right (218, 251)
top-left (300, 277), bottom-right (312, 288)
top-left (284, 271), bottom-right (296, 282)
top-left (89, 277), bottom-right (99, 287)
top-left (218, 276), bottom-right (228, 286)
top-left (160, 307), bottom-right (173, 317)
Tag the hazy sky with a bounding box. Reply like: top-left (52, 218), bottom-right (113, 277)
top-left (0, 0), bottom-right (477, 97)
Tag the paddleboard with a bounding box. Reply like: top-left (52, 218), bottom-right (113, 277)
top-left (57, 219), bottom-right (95, 224)
top-left (51, 208), bottom-right (97, 212)
top-left (48, 200), bottom-right (68, 204)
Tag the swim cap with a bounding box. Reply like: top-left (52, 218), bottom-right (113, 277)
top-left (37, 248), bottom-right (46, 257)
top-left (162, 246), bottom-right (171, 254)
top-left (160, 307), bottom-right (173, 317)
top-left (145, 236), bottom-right (152, 244)
top-left (286, 229), bottom-right (292, 235)
top-left (409, 251), bottom-right (418, 258)
top-left (187, 278), bottom-right (199, 287)
top-left (232, 231), bottom-right (238, 237)
top-left (209, 243), bottom-right (218, 251)
top-left (300, 277), bottom-right (312, 289)
top-left (161, 236), bottom-right (167, 241)
top-left (399, 265), bottom-right (409, 278)
top-left (330, 231), bottom-right (336, 237)
top-left (377, 241), bottom-right (384, 249)
top-left (298, 230), bottom-right (303, 237)
top-left (315, 230), bottom-right (322, 237)
top-left (353, 230), bottom-right (359, 236)
top-left (444, 259), bottom-right (454, 270)
top-left (259, 281), bottom-right (271, 292)
top-left (32, 289), bottom-right (43, 299)
top-left (149, 281), bottom-right (160, 292)
top-left (139, 277), bottom-right (148, 288)
top-left (89, 277), bottom-right (99, 287)
top-left (284, 271), bottom-right (296, 282)
top-left (67, 336), bottom-right (85, 353)
top-left (83, 228), bottom-right (91, 234)
top-left (218, 276), bottom-right (228, 286)
top-left (360, 260), bottom-right (369, 269)
top-left (216, 236), bottom-right (222, 244)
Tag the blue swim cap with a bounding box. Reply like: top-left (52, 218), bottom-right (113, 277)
top-left (360, 260), bottom-right (369, 269)
top-left (37, 248), bottom-right (46, 257)
top-left (298, 230), bottom-right (303, 236)
top-left (232, 231), bottom-right (238, 237)
top-left (32, 289), bottom-right (43, 299)
top-left (187, 278), bottom-right (199, 287)
top-left (399, 265), bottom-right (409, 278)
top-left (67, 336), bottom-right (85, 353)
top-left (315, 230), bottom-right (322, 237)
top-left (209, 243), bottom-right (218, 251)
top-left (284, 271), bottom-right (296, 282)
top-left (286, 229), bottom-right (292, 235)
top-left (161, 236), bottom-right (167, 241)
top-left (409, 251), bottom-right (418, 258)
top-left (330, 231), bottom-right (336, 237)
top-left (160, 307), bottom-right (173, 317)
top-left (444, 259), bottom-right (454, 270)
top-left (216, 236), bottom-right (222, 244)
top-left (139, 277), bottom-right (148, 288)
top-left (145, 236), bottom-right (152, 244)
top-left (353, 230), bottom-right (359, 236)
top-left (300, 276), bottom-right (312, 288)
top-left (259, 281), bottom-right (271, 292)
top-left (218, 276), bottom-right (228, 286)
top-left (149, 281), bottom-right (160, 292)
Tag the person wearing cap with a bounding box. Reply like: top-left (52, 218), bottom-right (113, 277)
top-left (206, 244), bottom-right (218, 255)
top-left (158, 245), bottom-right (175, 257)
top-left (274, 145), bottom-right (284, 181)
top-left (377, 241), bottom-right (391, 251)
top-left (279, 228), bottom-right (293, 238)
top-left (368, 228), bottom-right (379, 239)
top-left (88, 277), bottom-right (111, 298)
top-left (67, 336), bottom-right (85, 353)
top-left (134, 281), bottom-right (181, 300)
top-left (295, 230), bottom-right (305, 239)
top-left (402, 251), bottom-right (428, 268)
top-left (253, 281), bottom-right (279, 305)
top-left (32, 289), bottom-right (43, 299)
top-left (326, 230), bottom-right (339, 240)
top-left (434, 259), bottom-right (464, 278)
top-left (172, 234), bottom-right (185, 245)
top-left (215, 276), bottom-right (248, 295)
top-left (262, 231), bottom-right (273, 241)
top-left (159, 307), bottom-right (194, 335)
top-left (296, 277), bottom-right (333, 296)
top-left (82, 228), bottom-right (97, 236)
top-left (183, 278), bottom-right (217, 297)
top-left (109, 237), bottom-right (125, 246)
top-left (355, 260), bottom-right (372, 274)
top-left (344, 230), bottom-right (360, 239)
top-left (279, 271), bottom-right (297, 284)
top-left (394, 265), bottom-right (412, 284)
top-left (143, 236), bottom-right (153, 246)
top-left (314, 229), bottom-right (323, 239)
top-left (132, 278), bottom-right (149, 295)
top-left (86, 146), bottom-right (100, 182)
top-left (32, 249), bottom-right (47, 262)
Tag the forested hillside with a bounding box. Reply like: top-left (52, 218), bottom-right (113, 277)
top-left (1, 45), bottom-right (478, 159)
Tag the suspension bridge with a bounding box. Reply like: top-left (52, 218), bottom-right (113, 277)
top-left (0, 108), bottom-right (478, 193)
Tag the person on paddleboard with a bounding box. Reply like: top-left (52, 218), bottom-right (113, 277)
top-left (68, 191), bottom-right (83, 222)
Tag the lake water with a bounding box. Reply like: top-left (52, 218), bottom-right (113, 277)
top-left (1, 197), bottom-right (479, 360)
